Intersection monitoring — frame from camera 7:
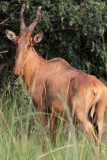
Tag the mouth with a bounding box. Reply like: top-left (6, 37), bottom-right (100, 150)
top-left (19, 72), bottom-right (24, 78)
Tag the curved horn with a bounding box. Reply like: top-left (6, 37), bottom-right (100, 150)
top-left (28, 6), bottom-right (42, 32)
top-left (20, 4), bottom-right (26, 31)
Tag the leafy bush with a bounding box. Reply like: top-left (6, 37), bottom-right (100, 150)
top-left (0, 0), bottom-right (107, 82)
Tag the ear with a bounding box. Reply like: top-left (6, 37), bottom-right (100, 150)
top-left (6, 29), bottom-right (17, 42)
top-left (33, 32), bottom-right (43, 44)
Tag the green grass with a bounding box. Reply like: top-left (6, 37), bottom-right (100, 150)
top-left (0, 77), bottom-right (107, 160)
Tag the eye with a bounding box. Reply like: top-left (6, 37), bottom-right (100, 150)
top-left (27, 44), bottom-right (30, 48)
top-left (16, 44), bottom-right (18, 48)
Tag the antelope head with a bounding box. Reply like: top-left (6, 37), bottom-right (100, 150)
top-left (6, 4), bottom-right (43, 76)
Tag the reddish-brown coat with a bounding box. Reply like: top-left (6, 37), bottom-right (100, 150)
top-left (6, 4), bottom-right (107, 153)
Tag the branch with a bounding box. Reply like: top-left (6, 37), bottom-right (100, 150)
top-left (0, 51), bottom-right (8, 54)
top-left (0, 51), bottom-right (8, 58)
top-left (0, 18), bottom-right (9, 25)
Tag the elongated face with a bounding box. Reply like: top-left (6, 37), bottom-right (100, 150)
top-left (6, 4), bottom-right (43, 76)
top-left (6, 29), bottom-right (43, 76)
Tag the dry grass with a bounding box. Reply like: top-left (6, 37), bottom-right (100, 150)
top-left (0, 77), bottom-right (107, 160)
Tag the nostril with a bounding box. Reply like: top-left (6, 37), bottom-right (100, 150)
top-left (13, 68), bottom-right (18, 76)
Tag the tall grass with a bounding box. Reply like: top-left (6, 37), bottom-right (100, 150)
top-left (0, 76), bottom-right (107, 160)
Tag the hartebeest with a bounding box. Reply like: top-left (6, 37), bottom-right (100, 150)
top-left (6, 4), bottom-right (107, 152)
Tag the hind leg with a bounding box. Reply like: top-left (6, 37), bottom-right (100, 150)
top-left (84, 120), bottom-right (98, 143)
top-left (92, 104), bottom-right (106, 155)
top-left (75, 109), bottom-right (98, 143)
top-left (76, 111), bottom-right (101, 155)
top-left (93, 102), bottom-right (106, 142)
top-left (81, 118), bottom-right (98, 143)
top-left (95, 88), bottom-right (107, 142)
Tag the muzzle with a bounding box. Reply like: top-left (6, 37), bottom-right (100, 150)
top-left (13, 66), bottom-right (24, 77)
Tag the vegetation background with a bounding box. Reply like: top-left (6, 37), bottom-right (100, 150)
top-left (0, 0), bottom-right (107, 160)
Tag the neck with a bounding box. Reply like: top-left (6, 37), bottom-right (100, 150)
top-left (23, 47), bottom-right (46, 89)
